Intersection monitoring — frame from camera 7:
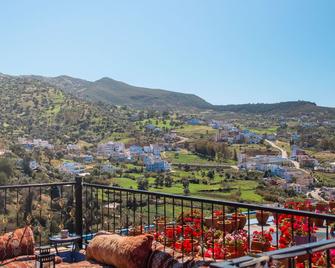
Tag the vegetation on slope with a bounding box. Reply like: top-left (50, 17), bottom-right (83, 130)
top-left (0, 75), bottom-right (132, 145)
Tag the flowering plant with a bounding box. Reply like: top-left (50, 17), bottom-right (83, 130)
top-left (174, 238), bottom-right (198, 253)
top-left (293, 216), bottom-right (317, 236)
top-left (213, 210), bottom-right (224, 218)
top-left (203, 228), bottom-right (223, 244)
top-left (284, 199), bottom-right (312, 211)
top-left (311, 251), bottom-right (327, 267)
top-left (224, 230), bottom-right (248, 248)
top-left (177, 209), bottom-right (202, 224)
top-left (204, 242), bottom-right (226, 259)
top-left (252, 228), bottom-right (274, 243)
top-left (278, 214), bottom-right (317, 248)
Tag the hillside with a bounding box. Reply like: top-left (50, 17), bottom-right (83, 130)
top-left (0, 75), bottom-right (132, 145)
top-left (214, 101), bottom-right (335, 118)
top-left (2, 73), bottom-right (335, 118)
top-left (26, 75), bottom-right (212, 110)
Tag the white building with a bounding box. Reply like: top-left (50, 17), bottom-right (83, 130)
top-left (285, 183), bottom-right (303, 194)
top-left (97, 142), bottom-right (125, 157)
top-left (330, 163), bottom-right (335, 172)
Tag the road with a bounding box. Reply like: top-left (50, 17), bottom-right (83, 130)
top-left (264, 139), bottom-right (288, 158)
top-left (265, 139), bottom-right (323, 198)
top-left (175, 135), bottom-right (189, 144)
top-left (265, 139), bottom-right (302, 169)
top-left (306, 188), bottom-right (325, 202)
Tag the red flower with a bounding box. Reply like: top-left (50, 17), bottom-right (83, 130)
top-left (174, 239), bottom-right (195, 253)
top-left (204, 243), bottom-right (225, 259)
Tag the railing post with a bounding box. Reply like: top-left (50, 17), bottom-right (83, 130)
top-left (75, 176), bottom-right (83, 248)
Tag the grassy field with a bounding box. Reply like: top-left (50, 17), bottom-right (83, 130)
top-left (140, 119), bottom-right (176, 130)
top-left (245, 126), bottom-right (278, 135)
top-left (163, 149), bottom-right (218, 165)
top-left (110, 169), bottom-right (263, 203)
top-left (230, 143), bottom-right (272, 154)
top-left (175, 125), bottom-right (216, 139)
top-left (276, 140), bottom-right (291, 155)
top-left (45, 90), bottom-right (64, 123)
top-left (314, 171), bottom-right (335, 187)
top-left (101, 132), bottom-right (135, 145)
top-left (308, 151), bottom-right (335, 164)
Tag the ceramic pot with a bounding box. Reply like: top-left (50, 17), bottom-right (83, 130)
top-left (231, 213), bottom-right (247, 229)
top-left (205, 217), bottom-right (217, 228)
top-left (215, 220), bottom-right (232, 233)
top-left (251, 240), bottom-right (271, 252)
top-left (256, 211), bottom-right (270, 226)
top-left (225, 245), bottom-right (245, 258)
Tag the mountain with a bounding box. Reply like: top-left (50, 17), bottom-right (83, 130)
top-left (27, 75), bottom-right (212, 110)
top-left (0, 75), bottom-right (131, 144)
top-left (2, 72), bottom-right (335, 117)
top-left (214, 101), bottom-right (335, 118)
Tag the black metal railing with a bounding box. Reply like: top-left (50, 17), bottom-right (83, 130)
top-left (82, 181), bottom-right (335, 266)
top-left (1, 177), bottom-right (335, 266)
top-left (0, 181), bottom-right (76, 246)
top-left (210, 239), bottom-right (335, 268)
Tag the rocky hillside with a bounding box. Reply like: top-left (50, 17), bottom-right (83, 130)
top-left (0, 74), bottom-right (131, 145)
top-left (26, 75), bottom-right (212, 110)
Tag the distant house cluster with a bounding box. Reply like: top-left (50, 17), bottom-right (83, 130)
top-left (216, 124), bottom-right (264, 144)
top-left (239, 153), bottom-right (313, 193)
top-left (291, 145), bottom-right (319, 168)
top-left (97, 141), bottom-right (171, 172)
top-left (59, 162), bottom-right (85, 175)
top-left (66, 144), bottom-right (80, 153)
top-left (209, 120), bottom-right (224, 129)
top-left (145, 124), bottom-right (161, 133)
top-left (144, 156), bottom-right (171, 172)
top-left (186, 118), bottom-right (202, 125)
top-left (129, 144), bottom-right (170, 172)
top-left (238, 154), bottom-right (291, 173)
top-left (97, 142), bottom-right (131, 162)
top-left (18, 137), bottom-right (54, 150)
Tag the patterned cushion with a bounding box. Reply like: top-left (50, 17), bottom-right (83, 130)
top-left (86, 233), bottom-right (153, 268)
top-left (0, 227), bottom-right (35, 261)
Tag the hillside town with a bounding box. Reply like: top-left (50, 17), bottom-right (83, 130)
top-left (6, 111), bottom-right (333, 204)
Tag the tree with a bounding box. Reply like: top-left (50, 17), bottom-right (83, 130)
top-left (207, 170), bottom-right (215, 180)
top-left (184, 164), bottom-right (190, 172)
top-left (182, 179), bottom-right (190, 195)
top-left (164, 176), bottom-right (173, 187)
top-left (22, 157), bottom-right (32, 176)
top-left (154, 176), bottom-right (164, 188)
top-left (0, 159), bottom-right (14, 178)
top-left (137, 177), bottom-right (149, 190)
top-left (233, 149), bottom-right (238, 161)
top-left (0, 171), bottom-right (8, 185)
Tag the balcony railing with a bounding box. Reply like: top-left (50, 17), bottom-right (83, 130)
top-left (210, 239), bottom-right (335, 267)
top-left (1, 177), bottom-right (335, 266)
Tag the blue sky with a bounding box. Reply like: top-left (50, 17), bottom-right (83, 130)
top-left (1, 1), bottom-right (334, 106)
